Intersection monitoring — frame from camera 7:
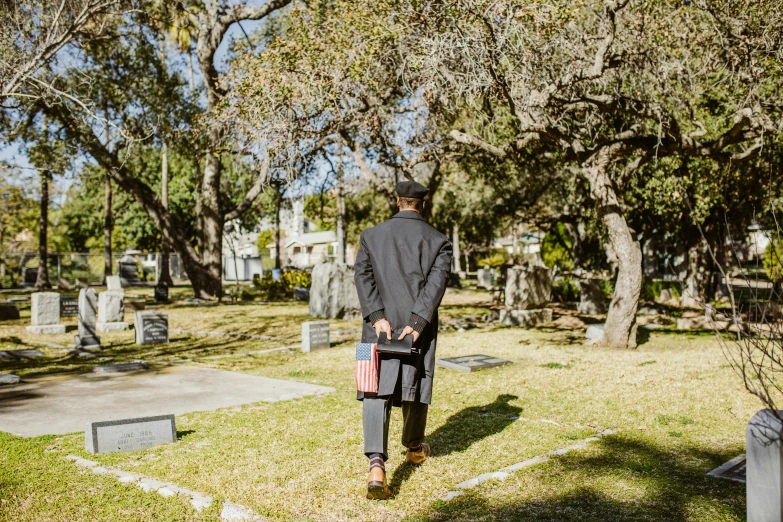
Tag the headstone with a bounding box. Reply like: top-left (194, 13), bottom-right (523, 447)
top-left (23, 267), bottom-right (38, 286)
top-left (26, 292), bottom-right (66, 334)
top-left (135, 311), bottom-right (169, 345)
top-left (85, 414), bottom-right (176, 454)
top-left (75, 277), bottom-right (89, 288)
top-left (585, 323), bottom-right (605, 340)
top-left (302, 321), bottom-right (330, 352)
top-left (499, 308), bottom-right (552, 326)
top-left (747, 409), bottom-right (783, 521)
top-left (505, 266), bottom-right (551, 309)
top-left (477, 268), bottom-right (493, 290)
top-left (447, 273), bottom-right (462, 288)
top-left (74, 288), bottom-right (101, 349)
top-left (707, 454), bottom-right (746, 483)
top-left (293, 287), bottom-right (310, 301)
top-left (96, 291), bottom-right (129, 332)
top-left (60, 296), bottom-right (79, 317)
top-left (577, 279), bottom-right (606, 314)
top-left (309, 263), bottom-right (361, 319)
top-left (656, 288), bottom-right (680, 307)
top-left (8, 297), bottom-right (30, 304)
top-left (154, 281), bottom-right (169, 303)
top-left (106, 275), bottom-right (122, 290)
top-left (117, 255), bottom-right (141, 286)
top-left (93, 362), bottom-right (148, 373)
top-left (436, 354), bottom-right (511, 373)
top-left (0, 374), bottom-right (21, 385)
top-left (0, 303), bottom-right (20, 320)
top-left (0, 349), bottom-right (44, 360)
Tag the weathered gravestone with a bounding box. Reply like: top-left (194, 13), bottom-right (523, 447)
top-left (0, 303), bottom-right (20, 320)
top-left (74, 288), bottom-right (101, 350)
top-left (26, 292), bottom-right (66, 334)
top-left (477, 268), bottom-right (493, 290)
top-left (309, 263), bottom-right (361, 319)
top-left (436, 354), bottom-right (511, 373)
top-left (154, 281), bottom-right (169, 303)
top-left (97, 290), bottom-right (129, 332)
top-left (117, 255), bottom-right (141, 286)
top-left (22, 267), bottom-right (38, 287)
top-left (135, 311), bottom-right (169, 345)
top-left (302, 321), bottom-right (330, 352)
top-left (293, 287), bottom-right (310, 301)
top-left (85, 414), bottom-right (176, 454)
top-left (746, 409), bottom-right (783, 522)
top-left (0, 374), bottom-right (21, 385)
top-left (60, 296), bottom-right (78, 317)
top-left (500, 266), bottom-right (553, 327)
top-left (577, 279), bottom-right (607, 315)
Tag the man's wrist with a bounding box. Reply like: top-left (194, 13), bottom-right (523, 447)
top-left (408, 313), bottom-right (429, 334)
top-left (368, 309), bottom-right (387, 325)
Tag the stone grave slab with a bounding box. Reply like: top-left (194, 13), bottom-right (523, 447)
top-left (0, 349), bottom-right (45, 360)
top-left (0, 364), bottom-right (335, 437)
top-left (437, 354), bottom-right (511, 373)
top-left (106, 275), bottom-right (122, 290)
top-left (27, 292), bottom-right (65, 334)
top-left (302, 321), bottom-right (330, 352)
top-left (154, 282), bottom-right (169, 303)
top-left (93, 362), bottom-right (148, 374)
top-left (135, 311), bottom-right (168, 344)
top-left (747, 409), bottom-right (783, 521)
top-left (0, 374), bottom-right (20, 385)
top-left (707, 454), bottom-right (746, 483)
top-left (85, 414), bottom-right (175, 454)
top-left (60, 296), bottom-right (78, 317)
top-left (0, 303), bottom-right (20, 320)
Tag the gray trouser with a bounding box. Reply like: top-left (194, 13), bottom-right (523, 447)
top-left (363, 397), bottom-right (428, 459)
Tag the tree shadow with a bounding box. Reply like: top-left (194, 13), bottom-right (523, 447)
top-left (388, 395), bottom-right (522, 496)
top-left (422, 435), bottom-right (745, 521)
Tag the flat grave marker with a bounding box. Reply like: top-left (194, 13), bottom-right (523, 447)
top-left (302, 321), bottom-right (330, 352)
top-left (707, 454), bottom-right (746, 483)
top-left (85, 414), bottom-right (176, 454)
top-left (436, 354), bottom-right (511, 373)
top-left (93, 362), bottom-right (148, 374)
top-left (60, 296), bottom-right (78, 317)
top-left (135, 311), bottom-right (169, 345)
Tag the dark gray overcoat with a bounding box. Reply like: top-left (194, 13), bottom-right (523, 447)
top-left (354, 211), bottom-right (452, 405)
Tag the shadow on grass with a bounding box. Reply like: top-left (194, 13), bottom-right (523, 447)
top-left (389, 395), bottom-right (522, 496)
top-left (177, 430), bottom-right (195, 440)
top-left (421, 435), bottom-right (745, 522)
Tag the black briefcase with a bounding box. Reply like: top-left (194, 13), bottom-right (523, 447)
top-left (376, 332), bottom-right (413, 354)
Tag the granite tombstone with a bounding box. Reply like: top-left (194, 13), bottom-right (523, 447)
top-left (302, 321), bottom-right (330, 352)
top-left (135, 311), bottom-right (169, 345)
top-left (74, 288), bottom-right (101, 349)
top-left (85, 414), bottom-right (176, 454)
top-left (26, 292), bottom-right (66, 334)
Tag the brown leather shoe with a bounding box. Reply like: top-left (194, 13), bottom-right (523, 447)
top-left (366, 467), bottom-right (390, 500)
top-left (405, 443), bottom-right (431, 465)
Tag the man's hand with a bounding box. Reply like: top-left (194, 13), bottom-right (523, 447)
top-left (374, 318), bottom-right (393, 342)
top-left (398, 326), bottom-right (420, 344)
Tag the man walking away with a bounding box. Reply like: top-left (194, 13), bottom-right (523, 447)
top-left (354, 180), bottom-right (453, 499)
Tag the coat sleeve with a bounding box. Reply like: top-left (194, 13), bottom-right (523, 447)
top-left (354, 232), bottom-right (385, 319)
top-left (411, 238), bottom-right (453, 323)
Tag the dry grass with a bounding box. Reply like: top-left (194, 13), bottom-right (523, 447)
top-left (0, 288), bottom-right (754, 521)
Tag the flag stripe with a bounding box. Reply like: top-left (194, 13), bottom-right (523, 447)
top-left (356, 343), bottom-right (379, 393)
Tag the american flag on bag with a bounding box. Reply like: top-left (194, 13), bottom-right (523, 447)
top-left (355, 343), bottom-right (379, 393)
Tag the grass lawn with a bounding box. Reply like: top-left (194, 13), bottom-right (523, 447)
top-left (0, 287), bottom-right (754, 521)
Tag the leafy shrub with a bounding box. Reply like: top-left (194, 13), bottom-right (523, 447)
top-left (640, 280), bottom-right (681, 302)
top-left (764, 239), bottom-right (783, 282)
top-left (477, 251), bottom-right (507, 269)
top-left (252, 269), bottom-right (312, 300)
top-left (552, 277), bottom-right (580, 302)
top-left (599, 278), bottom-right (614, 299)
top-left (239, 289), bottom-right (254, 301)
top-left (541, 222), bottom-right (574, 271)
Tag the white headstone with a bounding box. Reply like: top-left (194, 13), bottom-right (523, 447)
top-left (302, 321), bottom-right (330, 352)
top-left (98, 291), bottom-right (125, 323)
top-left (75, 288), bottom-right (100, 348)
top-left (477, 269), bottom-right (493, 290)
top-left (26, 292), bottom-right (66, 334)
top-left (106, 275), bottom-right (122, 290)
top-left (85, 415), bottom-right (176, 454)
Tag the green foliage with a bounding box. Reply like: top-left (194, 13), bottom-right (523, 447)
top-left (477, 251), bottom-right (507, 269)
top-left (764, 239), bottom-right (783, 282)
top-left (251, 269), bottom-right (312, 301)
top-left (541, 222), bottom-right (574, 272)
top-left (256, 230), bottom-right (274, 254)
top-left (552, 277), bottom-right (580, 302)
top-left (641, 281), bottom-right (682, 302)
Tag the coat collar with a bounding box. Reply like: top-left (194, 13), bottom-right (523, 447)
top-left (392, 211), bottom-right (426, 222)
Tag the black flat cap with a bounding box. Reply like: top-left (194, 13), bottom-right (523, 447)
top-left (396, 180), bottom-right (429, 199)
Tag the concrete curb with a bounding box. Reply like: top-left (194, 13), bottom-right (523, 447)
top-left (66, 455), bottom-right (264, 521)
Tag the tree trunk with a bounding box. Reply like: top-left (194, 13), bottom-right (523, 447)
top-left (453, 223), bottom-right (462, 273)
top-left (681, 225), bottom-right (711, 308)
top-left (159, 140), bottom-right (173, 286)
top-left (103, 174), bottom-right (113, 280)
top-left (187, 48), bottom-right (196, 98)
top-left (274, 183), bottom-right (282, 270)
top-left (35, 170), bottom-right (51, 290)
top-left (583, 162), bottom-right (641, 348)
top-left (336, 150), bottom-right (346, 264)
